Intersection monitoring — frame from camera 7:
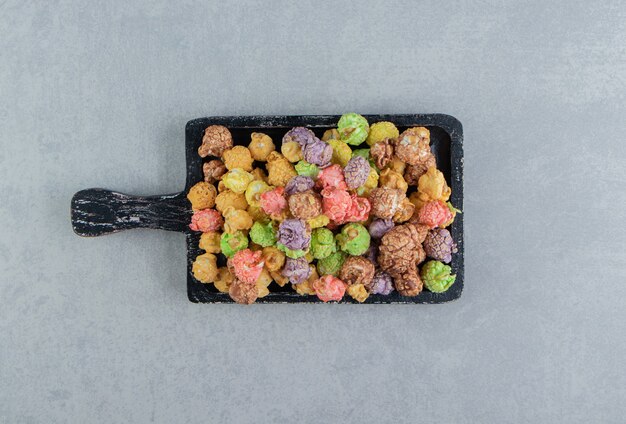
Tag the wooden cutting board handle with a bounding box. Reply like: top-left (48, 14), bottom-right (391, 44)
top-left (71, 189), bottom-right (189, 237)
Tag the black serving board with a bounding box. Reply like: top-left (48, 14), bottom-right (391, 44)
top-left (71, 115), bottom-right (464, 304)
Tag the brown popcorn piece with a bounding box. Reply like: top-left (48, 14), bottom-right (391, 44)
top-left (339, 256), bottom-right (375, 288)
top-left (377, 223), bottom-right (423, 276)
top-left (288, 190), bottom-right (322, 220)
top-left (223, 146), bottom-right (254, 171)
top-left (228, 278), bottom-right (258, 304)
top-left (394, 127), bottom-right (431, 166)
top-left (404, 154), bottom-right (436, 185)
top-left (415, 244), bottom-right (426, 265)
top-left (392, 198), bottom-right (416, 223)
top-left (370, 138), bottom-right (394, 169)
top-left (199, 125), bottom-right (233, 158)
top-left (393, 270), bottom-right (423, 297)
top-left (203, 159), bottom-right (227, 183)
top-left (368, 187), bottom-right (406, 219)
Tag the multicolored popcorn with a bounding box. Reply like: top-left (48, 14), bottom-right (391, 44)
top-left (188, 115), bottom-right (459, 303)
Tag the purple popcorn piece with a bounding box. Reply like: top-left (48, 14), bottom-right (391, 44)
top-left (284, 176), bottom-right (315, 196)
top-left (368, 219), bottom-right (395, 239)
top-left (282, 257), bottom-right (312, 284)
top-left (303, 139), bottom-right (332, 168)
top-left (370, 270), bottom-right (394, 295)
top-left (283, 127), bottom-right (317, 148)
top-left (343, 156), bottom-right (370, 189)
top-left (277, 219), bottom-right (311, 251)
top-left (423, 228), bottom-right (458, 263)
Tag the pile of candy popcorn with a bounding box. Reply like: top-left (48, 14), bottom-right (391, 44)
top-left (188, 114), bottom-right (460, 304)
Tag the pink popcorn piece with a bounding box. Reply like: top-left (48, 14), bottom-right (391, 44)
top-left (316, 164), bottom-right (348, 191)
top-left (418, 200), bottom-right (454, 229)
top-left (231, 249), bottom-right (265, 284)
top-left (345, 194), bottom-right (371, 222)
top-left (321, 188), bottom-right (352, 224)
top-left (312, 275), bottom-right (347, 302)
top-left (189, 209), bottom-right (223, 232)
top-left (260, 186), bottom-right (287, 216)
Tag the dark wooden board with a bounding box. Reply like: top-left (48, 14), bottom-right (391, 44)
top-left (71, 114), bottom-right (464, 304)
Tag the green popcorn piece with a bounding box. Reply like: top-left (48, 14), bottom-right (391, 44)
top-left (249, 221), bottom-right (276, 247)
top-left (295, 160), bottom-right (320, 179)
top-left (310, 228), bottom-right (337, 260)
top-left (338, 113), bottom-right (369, 146)
top-left (421, 260), bottom-right (456, 293)
top-left (316, 251), bottom-right (347, 276)
top-left (276, 242), bottom-right (307, 259)
top-left (336, 223), bottom-right (370, 256)
top-left (220, 231), bottom-right (249, 258)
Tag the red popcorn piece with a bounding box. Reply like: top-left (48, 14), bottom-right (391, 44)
top-left (321, 188), bottom-right (352, 224)
top-left (231, 249), bottom-right (265, 284)
top-left (189, 209), bottom-right (223, 232)
top-left (345, 194), bottom-right (371, 222)
top-left (312, 275), bottom-right (347, 302)
top-left (418, 200), bottom-right (453, 229)
top-left (260, 186), bottom-right (287, 216)
top-left (316, 164), bottom-right (348, 191)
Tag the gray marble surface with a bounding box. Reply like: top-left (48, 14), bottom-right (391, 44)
top-left (1, 1), bottom-right (625, 423)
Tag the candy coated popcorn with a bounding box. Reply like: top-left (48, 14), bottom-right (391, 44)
top-left (347, 284), bottom-right (369, 303)
top-left (247, 205), bottom-right (269, 222)
top-left (336, 223), bottom-right (370, 255)
top-left (392, 198), bottom-right (416, 223)
top-left (223, 146), bottom-right (254, 171)
top-left (199, 125), bottom-right (233, 158)
top-left (187, 182), bottom-right (217, 210)
top-left (222, 168), bottom-right (254, 194)
top-left (276, 245), bottom-right (307, 259)
top-left (316, 251), bottom-right (346, 276)
top-left (379, 168), bottom-right (408, 193)
top-left (394, 270), bottom-right (423, 296)
top-left (220, 231), bottom-right (249, 258)
top-left (231, 249), bottom-right (264, 284)
top-left (248, 132), bottom-right (275, 161)
top-left (312, 275), bottom-right (347, 302)
top-left (249, 221), bottom-right (277, 247)
top-left (386, 158), bottom-right (406, 175)
top-left (189, 209), bottom-right (223, 232)
top-left (214, 267), bottom-right (234, 293)
top-left (192, 253), bottom-right (218, 283)
top-left (282, 257), bottom-right (312, 284)
top-left (222, 206), bottom-right (253, 233)
top-left (310, 228), bottom-right (337, 260)
top-left (289, 191), bottom-right (322, 220)
top-left (262, 246), bottom-right (285, 272)
top-left (277, 219), bottom-right (311, 251)
top-left (345, 194), bottom-right (371, 223)
top-left (285, 176), bottom-right (315, 196)
top-left (423, 228), bottom-right (458, 263)
top-left (368, 187), bottom-right (405, 219)
top-left (266, 152), bottom-right (297, 187)
top-left (404, 155), bottom-right (436, 185)
top-left (257, 268), bottom-right (273, 289)
top-left (421, 260), bottom-right (456, 293)
top-left (394, 127), bottom-right (431, 166)
top-left (339, 256), bottom-right (375, 288)
top-left (351, 149), bottom-right (377, 172)
top-left (303, 139), bottom-right (332, 168)
top-left (316, 164), bottom-right (348, 191)
top-left (259, 186), bottom-right (287, 218)
top-left (370, 139), bottom-right (394, 169)
top-left (322, 128), bottom-right (340, 141)
top-left (356, 167), bottom-right (379, 197)
top-left (307, 214), bottom-right (330, 229)
top-left (377, 224), bottom-right (423, 277)
top-left (415, 166), bottom-right (451, 209)
top-left (343, 156), bottom-right (371, 189)
top-left (245, 180), bottom-right (271, 207)
top-left (366, 121), bottom-right (399, 146)
top-left (215, 190), bottom-right (248, 213)
top-left (338, 113), bottom-right (369, 146)
top-left (370, 270), bottom-right (394, 295)
top-left (281, 141), bottom-right (304, 163)
top-left (203, 159), bottom-right (227, 184)
top-left (293, 265), bottom-right (318, 295)
top-left (368, 219), bottom-right (394, 239)
top-left (321, 188), bottom-right (351, 224)
top-left (418, 200), bottom-right (453, 229)
top-left (252, 168), bottom-right (268, 183)
top-left (283, 127), bottom-right (317, 148)
top-left (198, 231), bottom-right (221, 253)
top-left (295, 161), bottom-right (319, 179)
top-left (229, 278), bottom-right (258, 304)
top-left (328, 139), bottom-right (352, 167)
top-left (443, 202), bottom-right (461, 227)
